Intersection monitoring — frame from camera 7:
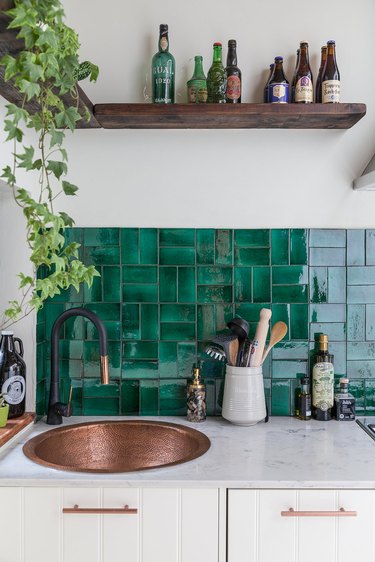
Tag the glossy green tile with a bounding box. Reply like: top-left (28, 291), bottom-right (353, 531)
top-left (44, 303), bottom-right (65, 336)
top-left (121, 228), bottom-right (139, 264)
top-left (160, 304), bottom-right (195, 322)
top-left (122, 304), bottom-right (140, 339)
top-left (160, 267), bottom-right (177, 302)
top-left (347, 230), bottom-right (365, 266)
top-left (366, 305), bottom-right (375, 340)
top-left (347, 361), bottom-right (375, 379)
top-left (197, 305), bottom-right (215, 340)
top-left (310, 267), bottom-right (328, 303)
top-left (122, 266), bottom-right (157, 284)
top-left (64, 314), bottom-right (84, 340)
top-left (122, 284), bottom-right (158, 303)
top-left (235, 303), bottom-right (269, 322)
top-left (309, 322), bottom-right (345, 342)
top-left (273, 266), bottom-right (308, 286)
top-left (348, 266), bottom-right (375, 285)
top-left (347, 305), bottom-right (365, 341)
top-left (271, 380), bottom-right (291, 415)
top-left (290, 229), bottom-right (308, 265)
top-left (83, 397), bottom-right (119, 416)
top-left (289, 304), bottom-right (308, 340)
top-left (140, 380), bottom-right (159, 415)
top-left (348, 286), bottom-right (375, 304)
top-left (69, 379), bottom-right (83, 416)
top-left (59, 359), bottom-right (82, 379)
top-left (160, 247), bottom-right (195, 265)
top-left (102, 266), bottom-right (120, 302)
top-left (141, 304), bottom-right (159, 340)
top-left (366, 231), bottom-right (375, 265)
top-left (197, 286), bottom-right (232, 303)
top-left (124, 341), bottom-right (158, 360)
top-left (347, 379), bottom-right (365, 415)
top-left (84, 228), bottom-right (119, 246)
top-left (272, 341), bottom-right (309, 360)
top-left (328, 267), bottom-right (346, 303)
top-left (234, 267), bottom-right (252, 302)
top-left (215, 230), bottom-right (233, 265)
top-left (159, 342), bottom-right (178, 378)
top-left (271, 304), bottom-right (290, 333)
top-left (83, 379), bottom-right (120, 398)
top-left (84, 272), bottom-right (102, 303)
top-left (83, 246), bottom-right (120, 266)
top-left (160, 323), bottom-right (196, 341)
top-left (365, 380), bottom-right (375, 414)
top-left (271, 229), bottom-right (289, 265)
top-left (178, 267), bottom-right (196, 302)
top-left (122, 361), bottom-right (159, 379)
top-left (177, 343), bottom-right (196, 377)
top-left (196, 229), bottom-right (215, 264)
top-left (272, 361), bottom-right (307, 378)
top-left (204, 379), bottom-right (216, 416)
top-left (159, 228), bottom-right (195, 247)
top-left (86, 320), bottom-right (122, 341)
top-left (253, 267), bottom-right (271, 303)
top-left (197, 266), bottom-right (232, 285)
top-left (310, 247), bottom-right (346, 267)
top-left (310, 304), bottom-right (346, 323)
top-left (235, 248), bottom-right (270, 266)
top-left (64, 228), bottom-right (83, 245)
top-left (50, 285), bottom-right (83, 303)
top-left (235, 229), bottom-right (269, 247)
top-left (57, 340), bottom-right (83, 360)
top-left (140, 229), bottom-right (158, 264)
top-left (85, 303), bottom-right (120, 321)
top-left (35, 380), bottom-right (46, 411)
top-left (121, 380), bottom-right (140, 415)
top-left (272, 285), bottom-right (308, 304)
top-left (347, 342), bottom-right (375, 360)
top-left (310, 229), bottom-right (346, 248)
top-left (159, 380), bottom-right (186, 415)
top-left (83, 341), bottom-right (121, 378)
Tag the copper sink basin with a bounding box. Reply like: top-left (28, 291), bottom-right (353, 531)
top-left (23, 420), bottom-right (210, 473)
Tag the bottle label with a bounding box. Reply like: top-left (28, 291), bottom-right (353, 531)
top-left (159, 37), bottom-right (168, 51)
top-left (153, 58), bottom-right (175, 103)
top-left (312, 362), bottom-right (334, 410)
top-left (322, 80), bottom-right (340, 103)
top-left (295, 76), bottom-right (313, 102)
top-left (187, 81), bottom-right (208, 103)
top-left (269, 83), bottom-right (289, 103)
top-left (226, 76), bottom-right (241, 100)
top-left (2, 375), bottom-right (25, 405)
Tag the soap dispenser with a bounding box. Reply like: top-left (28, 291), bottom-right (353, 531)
top-left (187, 363), bottom-right (206, 422)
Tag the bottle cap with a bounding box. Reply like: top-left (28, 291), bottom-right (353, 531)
top-left (159, 24), bottom-right (168, 33)
top-left (327, 40), bottom-right (336, 44)
top-left (213, 42), bottom-right (222, 47)
top-left (1, 331), bottom-right (13, 335)
top-left (275, 56), bottom-right (283, 62)
top-left (190, 365), bottom-right (205, 389)
top-left (340, 378), bottom-right (349, 384)
top-left (228, 39), bottom-right (237, 46)
top-left (301, 377), bottom-right (310, 385)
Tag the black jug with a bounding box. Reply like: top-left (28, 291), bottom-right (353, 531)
top-left (0, 331), bottom-right (26, 418)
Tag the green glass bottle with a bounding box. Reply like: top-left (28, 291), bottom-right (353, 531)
top-left (152, 24), bottom-right (175, 104)
top-left (187, 56), bottom-right (207, 103)
top-left (207, 42), bottom-right (226, 103)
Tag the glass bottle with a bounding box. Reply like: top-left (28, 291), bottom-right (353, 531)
top-left (315, 45), bottom-right (327, 103)
top-left (0, 331), bottom-right (26, 418)
top-left (225, 39), bottom-right (241, 103)
top-left (187, 364), bottom-right (206, 422)
top-left (291, 48), bottom-right (300, 100)
top-left (297, 377), bottom-right (312, 420)
top-left (263, 63), bottom-right (274, 103)
top-left (268, 56), bottom-right (289, 103)
top-left (187, 56), bottom-right (207, 103)
top-left (312, 334), bottom-right (334, 421)
top-left (293, 41), bottom-right (313, 103)
top-left (207, 42), bottom-right (227, 103)
top-left (151, 24), bottom-right (175, 104)
top-left (322, 40), bottom-right (340, 103)
top-left (334, 378), bottom-right (356, 421)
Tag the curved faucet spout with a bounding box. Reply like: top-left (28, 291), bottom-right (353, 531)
top-left (47, 307), bottom-right (109, 425)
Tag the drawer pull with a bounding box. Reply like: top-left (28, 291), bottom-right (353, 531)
top-left (63, 504), bottom-right (138, 514)
top-left (281, 507), bottom-right (357, 517)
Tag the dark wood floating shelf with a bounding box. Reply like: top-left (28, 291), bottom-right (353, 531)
top-left (93, 102), bottom-right (366, 130)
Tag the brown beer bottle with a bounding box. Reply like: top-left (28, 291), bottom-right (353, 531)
top-left (225, 39), bottom-right (241, 103)
top-left (322, 40), bottom-right (340, 103)
top-left (291, 48), bottom-right (300, 99)
top-left (315, 46), bottom-right (327, 103)
top-left (292, 41), bottom-right (313, 103)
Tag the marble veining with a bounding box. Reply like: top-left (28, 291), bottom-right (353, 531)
top-left (0, 416), bottom-right (375, 488)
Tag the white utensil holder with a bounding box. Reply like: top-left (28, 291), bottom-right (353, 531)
top-left (222, 365), bottom-right (266, 426)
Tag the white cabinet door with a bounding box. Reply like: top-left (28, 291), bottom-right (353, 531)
top-left (337, 490), bottom-right (375, 562)
top-left (0, 487), bottom-right (22, 562)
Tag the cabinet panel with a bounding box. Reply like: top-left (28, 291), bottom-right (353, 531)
top-left (141, 488), bottom-right (179, 562)
top-left (0, 488), bottom-right (22, 562)
top-left (258, 490), bottom-right (297, 562)
top-left (297, 490), bottom-right (336, 562)
top-left (102, 488), bottom-right (139, 562)
top-left (24, 487), bottom-right (61, 562)
top-left (181, 488), bottom-right (219, 562)
top-left (227, 489), bottom-right (257, 562)
top-left (337, 490), bottom-right (375, 562)
top-left (62, 488), bottom-right (101, 562)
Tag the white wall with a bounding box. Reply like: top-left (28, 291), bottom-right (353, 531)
top-left (0, 0), bottom-right (374, 407)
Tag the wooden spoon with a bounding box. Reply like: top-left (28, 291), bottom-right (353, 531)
top-left (228, 338), bottom-right (239, 366)
top-left (261, 321), bottom-right (288, 364)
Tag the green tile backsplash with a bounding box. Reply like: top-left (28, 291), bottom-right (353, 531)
top-left (36, 228), bottom-right (375, 418)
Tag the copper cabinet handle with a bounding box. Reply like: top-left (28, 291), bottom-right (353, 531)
top-left (281, 507), bottom-right (357, 517)
top-left (63, 504), bottom-right (138, 514)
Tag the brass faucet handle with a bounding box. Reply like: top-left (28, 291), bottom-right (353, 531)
top-left (100, 355), bottom-right (110, 385)
top-left (67, 386), bottom-right (73, 417)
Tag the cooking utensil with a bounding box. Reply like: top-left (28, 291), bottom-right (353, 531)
top-left (227, 316), bottom-right (249, 366)
top-left (261, 321), bottom-right (288, 364)
top-left (204, 344), bottom-right (226, 362)
top-left (212, 333), bottom-right (239, 366)
top-left (228, 337), bottom-right (239, 366)
top-left (249, 308), bottom-right (272, 367)
top-left (241, 337), bottom-right (253, 367)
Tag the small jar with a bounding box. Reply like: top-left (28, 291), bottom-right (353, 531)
top-left (187, 366), bottom-right (206, 422)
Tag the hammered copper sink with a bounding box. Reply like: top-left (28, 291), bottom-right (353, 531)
top-left (23, 420), bottom-right (211, 473)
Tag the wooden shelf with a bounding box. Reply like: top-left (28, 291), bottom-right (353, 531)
top-left (93, 102), bottom-right (366, 130)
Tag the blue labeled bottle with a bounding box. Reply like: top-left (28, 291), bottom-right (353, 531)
top-left (269, 56), bottom-right (289, 103)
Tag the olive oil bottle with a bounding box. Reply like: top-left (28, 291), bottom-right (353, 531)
top-left (312, 334), bottom-right (334, 421)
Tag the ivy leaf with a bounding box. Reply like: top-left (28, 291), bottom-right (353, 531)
top-left (0, 54), bottom-right (18, 82)
top-left (59, 148), bottom-right (68, 162)
top-left (4, 119), bottom-right (23, 142)
top-left (59, 212), bottom-right (75, 227)
top-left (23, 58), bottom-right (44, 82)
top-left (47, 160), bottom-right (67, 180)
top-left (89, 63), bottom-right (99, 82)
top-left (55, 106), bottom-right (81, 131)
top-left (62, 181), bottom-right (78, 196)
top-left (6, 5), bottom-right (37, 29)
top-left (35, 28), bottom-right (58, 49)
top-left (1, 166), bottom-right (16, 185)
top-left (49, 129), bottom-right (64, 148)
top-left (6, 103), bottom-right (28, 124)
top-left (18, 79), bottom-right (40, 101)
top-left (18, 273), bottom-right (33, 288)
top-left (16, 146), bottom-right (35, 170)
top-left (32, 159), bottom-right (42, 170)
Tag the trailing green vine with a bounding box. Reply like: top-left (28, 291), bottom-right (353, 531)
top-left (0, 0), bottom-right (99, 329)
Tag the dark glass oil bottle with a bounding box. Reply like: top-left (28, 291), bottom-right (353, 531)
top-left (315, 46), bottom-right (327, 103)
top-left (225, 39), bottom-right (241, 103)
top-left (312, 334), bottom-right (334, 421)
top-left (292, 41), bottom-right (313, 103)
top-left (152, 24), bottom-right (175, 104)
top-left (0, 331), bottom-right (26, 418)
top-left (297, 377), bottom-right (312, 420)
top-left (207, 42), bottom-right (226, 103)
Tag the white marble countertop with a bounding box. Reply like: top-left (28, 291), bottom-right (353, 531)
top-left (1, 415), bottom-right (375, 488)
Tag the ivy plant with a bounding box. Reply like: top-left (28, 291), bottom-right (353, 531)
top-left (0, 0), bottom-right (100, 329)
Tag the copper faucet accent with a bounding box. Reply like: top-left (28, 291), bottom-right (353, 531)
top-left (23, 420), bottom-right (211, 473)
top-left (47, 307), bottom-right (109, 425)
